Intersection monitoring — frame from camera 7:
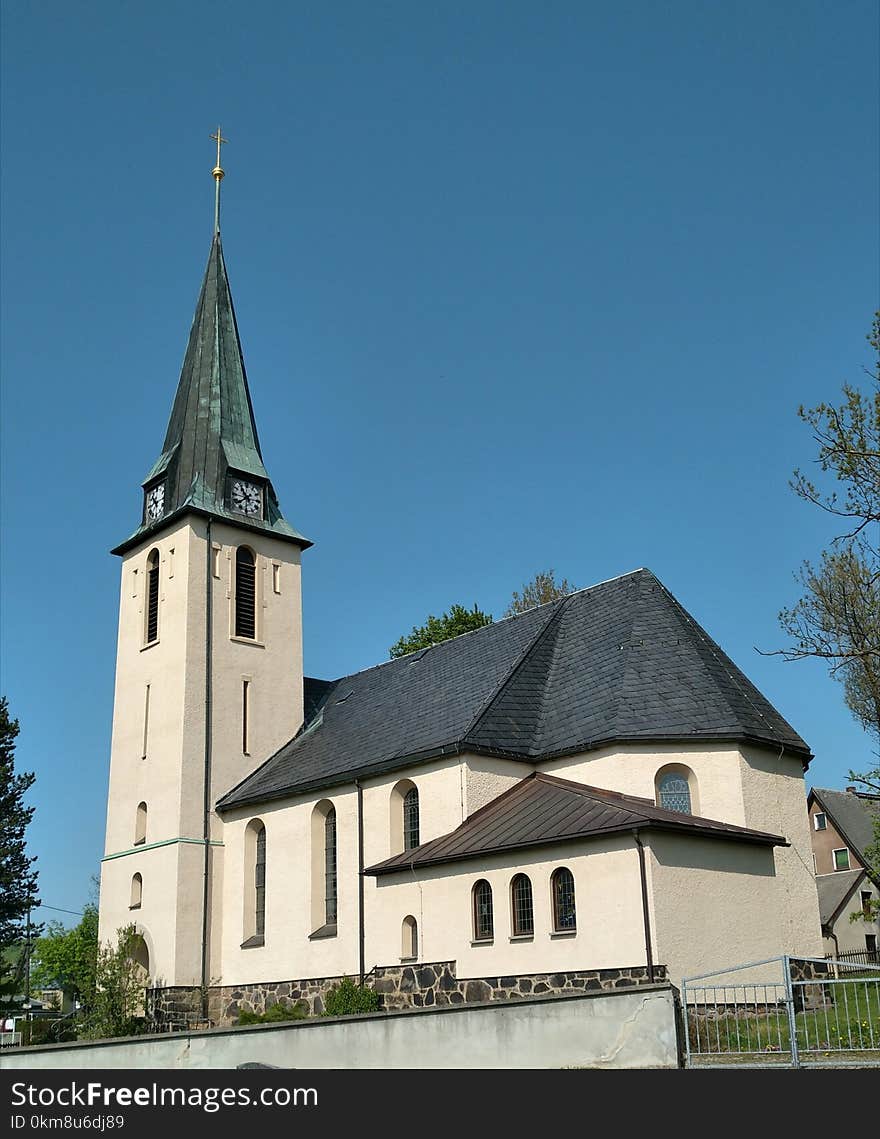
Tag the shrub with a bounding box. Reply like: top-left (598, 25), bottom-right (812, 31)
top-left (322, 977), bottom-right (379, 1016)
top-left (236, 1000), bottom-right (308, 1026)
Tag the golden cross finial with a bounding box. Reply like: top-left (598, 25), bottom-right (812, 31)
top-left (210, 127), bottom-right (228, 234)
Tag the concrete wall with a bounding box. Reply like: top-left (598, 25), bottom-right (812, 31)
top-left (0, 986), bottom-right (680, 1070)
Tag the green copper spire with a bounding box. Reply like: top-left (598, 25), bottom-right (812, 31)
top-left (112, 232), bottom-right (310, 555)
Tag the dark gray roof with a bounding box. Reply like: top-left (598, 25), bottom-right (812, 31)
top-left (365, 772), bottom-right (786, 876)
top-left (112, 234), bottom-right (310, 556)
top-left (217, 568), bottom-right (810, 811)
top-left (815, 869), bottom-right (866, 928)
top-left (810, 788), bottom-right (880, 867)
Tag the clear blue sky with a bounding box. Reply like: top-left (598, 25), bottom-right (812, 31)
top-left (1, 1), bottom-right (878, 925)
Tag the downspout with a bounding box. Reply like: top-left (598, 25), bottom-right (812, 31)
top-left (356, 779), bottom-right (365, 983)
top-left (200, 518), bottom-right (214, 1018)
top-left (633, 830), bottom-right (656, 983)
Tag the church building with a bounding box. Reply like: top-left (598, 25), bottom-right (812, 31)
top-left (98, 149), bottom-right (824, 1024)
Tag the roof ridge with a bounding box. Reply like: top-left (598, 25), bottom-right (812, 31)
top-left (460, 599), bottom-right (567, 750)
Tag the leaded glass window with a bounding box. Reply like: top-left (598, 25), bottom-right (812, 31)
top-left (404, 787), bottom-right (420, 850)
top-left (511, 874), bottom-right (534, 937)
top-left (324, 807), bottom-right (337, 924)
top-left (254, 825), bottom-right (266, 936)
top-left (658, 772), bottom-right (691, 815)
top-left (552, 867), bottom-right (576, 932)
top-left (473, 879), bottom-right (493, 941)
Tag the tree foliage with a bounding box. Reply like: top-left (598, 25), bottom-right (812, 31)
top-left (772, 313), bottom-right (880, 744)
top-left (80, 924), bottom-right (150, 1040)
top-left (504, 569), bottom-right (578, 616)
top-left (322, 976), bottom-right (379, 1016)
top-left (30, 904), bottom-right (99, 1012)
top-left (389, 603), bottom-right (493, 658)
top-left (0, 696), bottom-right (40, 1004)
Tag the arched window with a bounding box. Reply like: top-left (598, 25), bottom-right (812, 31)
top-left (130, 873), bottom-right (142, 909)
top-left (551, 867), bottom-right (576, 932)
top-left (235, 547), bottom-right (256, 639)
top-left (243, 819), bottom-right (266, 946)
top-left (401, 915), bottom-right (418, 960)
top-left (656, 768), bottom-right (694, 815)
top-left (145, 549), bottom-right (159, 644)
top-left (134, 802), bottom-right (147, 846)
top-left (324, 807), bottom-right (337, 925)
top-left (511, 874), bottom-right (534, 937)
top-left (472, 879), bottom-right (494, 942)
top-left (403, 787), bottom-right (420, 850)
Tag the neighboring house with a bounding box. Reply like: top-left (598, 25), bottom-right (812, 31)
top-left (97, 161), bottom-right (825, 1023)
top-left (808, 786), bottom-right (880, 959)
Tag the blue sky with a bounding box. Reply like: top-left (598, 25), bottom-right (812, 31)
top-left (1, 1), bottom-right (878, 924)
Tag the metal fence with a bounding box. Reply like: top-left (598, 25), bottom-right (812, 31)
top-left (681, 956), bottom-right (880, 1068)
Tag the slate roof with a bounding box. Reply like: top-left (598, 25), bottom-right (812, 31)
top-left (112, 234), bottom-right (310, 555)
top-left (365, 772), bottom-right (786, 876)
top-left (217, 568), bottom-right (810, 811)
top-left (810, 788), bottom-right (880, 870)
top-left (815, 869), bottom-right (866, 929)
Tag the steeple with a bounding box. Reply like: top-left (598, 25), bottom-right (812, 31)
top-left (113, 152), bottom-right (310, 555)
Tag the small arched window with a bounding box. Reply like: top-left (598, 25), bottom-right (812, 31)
top-left (401, 915), bottom-right (418, 960)
top-left (511, 874), bottom-right (534, 937)
top-left (472, 879), bottom-right (494, 942)
top-left (235, 547), bottom-right (256, 639)
top-left (657, 770), bottom-right (693, 815)
top-left (145, 549), bottom-right (160, 644)
top-left (403, 787), bottom-right (420, 850)
top-left (130, 873), bottom-right (143, 909)
top-left (324, 807), bottom-right (337, 925)
top-left (134, 802), bottom-right (147, 846)
top-left (551, 867), bottom-right (576, 932)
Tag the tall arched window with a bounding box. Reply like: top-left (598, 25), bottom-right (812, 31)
top-left (401, 915), bottom-right (418, 960)
top-left (134, 802), bottom-right (147, 846)
top-left (656, 768), bottom-right (693, 815)
top-left (551, 867), bottom-right (576, 932)
top-left (130, 873), bottom-right (143, 909)
top-left (235, 547), bottom-right (256, 639)
top-left (243, 819), bottom-right (266, 946)
top-left (511, 874), bottom-right (534, 937)
top-left (145, 549), bottom-right (159, 644)
top-left (403, 787), bottom-right (420, 850)
top-left (472, 879), bottom-right (494, 942)
top-left (324, 807), bottom-right (337, 925)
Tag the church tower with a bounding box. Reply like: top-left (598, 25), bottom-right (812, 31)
top-left (98, 134), bottom-right (311, 992)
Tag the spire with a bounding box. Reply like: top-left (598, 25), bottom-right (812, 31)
top-left (210, 127), bottom-right (227, 234)
top-left (112, 206), bottom-right (310, 555)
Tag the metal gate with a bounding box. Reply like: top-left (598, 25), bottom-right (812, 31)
top-left (681, 956), bottom-right (880, 1068)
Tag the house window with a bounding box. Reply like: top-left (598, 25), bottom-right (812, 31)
top-left (242, 819), bottom-right (266, 946)
top-left (551, 867), bottom-right (576, 932)
top-left (134, 802), bottom-right (147, 846)
top-left (866, 934), bottom-right (877, 960)
top-left (814, 813), bottom-right (827, 831)
top-left (404, 787), bottom-right (420, 850)
top-left (511, 874), bottom-right (534, 938)
top-left (657, 770), bottom-right (692, 815)
top-left (324, 807), bottom-right (337, 925)
top-left (833, 848), bottom-right (851, 871)
top-left (130, 873), bottom-right (142, 909)
top-left (862, 891), bottom-right (873, 919)
top-left (401, 915), bottom-right (418, 961)
top-left (235, 547), bottom-right (256, 639)
top-left (145, 549), bottom-right (160, 644)
top-left (472, 880), bottom-right (493, 942)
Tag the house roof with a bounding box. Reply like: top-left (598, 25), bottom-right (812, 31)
top-left (815, 869), bottom-right (866, 929)
top-left (112, 234), bottom-right (310, 555)
top-left (364, 772), bottom-right (786, 876)
top-left (217, 568), bottom-right (810, 811)
top-left (810, 788), bottom-right (880, 870)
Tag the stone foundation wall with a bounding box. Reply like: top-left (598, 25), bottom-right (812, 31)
top-left (147, 961), bottom-right (667, 1029)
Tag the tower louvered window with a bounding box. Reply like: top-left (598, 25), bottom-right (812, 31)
top-left (145, 550), bottom-right (159, 644)
top-left (235, 547), bottom-right (256, 638)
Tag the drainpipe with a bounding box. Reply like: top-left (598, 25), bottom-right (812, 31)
top-left (633, 830), bottom-right (656, 983)
top-left (200, 518), bottom-right (214, 1018)
top-left (356, 779), bottom-right (365, 983)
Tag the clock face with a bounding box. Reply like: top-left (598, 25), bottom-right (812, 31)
top-left (146, 483), bottom-right (165, 521)
top-left (230, 479), bottom-right (262, 517)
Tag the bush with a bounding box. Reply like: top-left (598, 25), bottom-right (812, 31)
top-left (236, 1000), bottom-right (308, 1025)
top-left (322, 977), bottom-right (379, 1017)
